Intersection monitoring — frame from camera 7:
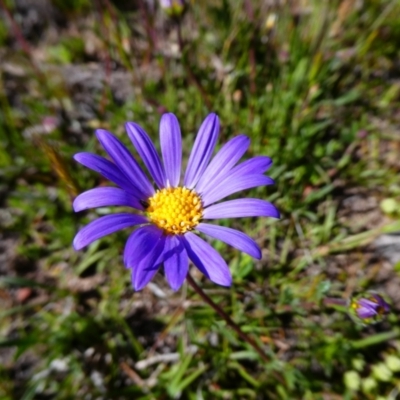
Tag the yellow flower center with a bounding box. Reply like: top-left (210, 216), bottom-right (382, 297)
top-left (146, 187), bottom-right (203, 235)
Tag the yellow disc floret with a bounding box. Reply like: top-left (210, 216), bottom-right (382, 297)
top-left (146, 187), bottom-right (203, 235)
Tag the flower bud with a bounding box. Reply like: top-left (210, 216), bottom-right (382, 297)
top-left (349, 292), bottom-right (390, 324)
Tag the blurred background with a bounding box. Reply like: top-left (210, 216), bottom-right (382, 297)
top-left (1, 0), bottom-right (400, 398)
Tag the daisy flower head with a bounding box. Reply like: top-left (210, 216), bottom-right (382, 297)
top-left (73, 113), bottom-right (279, 291)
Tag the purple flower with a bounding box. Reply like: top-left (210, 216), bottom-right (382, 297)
top-left (352, 293), bottom-right (390, 320)
top-left (73, 113), bottom-right (279, 291)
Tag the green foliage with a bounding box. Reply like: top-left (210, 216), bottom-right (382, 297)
top-left (1, 0), bottom-right (400, 398)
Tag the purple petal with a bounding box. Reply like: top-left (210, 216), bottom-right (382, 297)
top-left (358, 298), bottom-right (378, 309)
top-left (73, 213), bottom-right (148, 250)
top-left (195, 135), bottom-right (250, 193)
top-left (357, 309), bottom-right (375, 319)
top-left (96, 129), bottom-right (154, 198)
top-left (124, 225), bottom-right (166, 290)
top-left (200, 156), bottom-right (273, 198)
top-left (163, 235), bottom-right (189, 290)
top-left (73, 187), bottom-right (143, 212)
top-left (356, 301), bottom-right (377, 319)
top-left (202, 175), bottom-right (274, 207)
top-left (74, 153), bottom-right (142, 198)
top-left (236, 156), bottom-right (273, 174)
top-left (371, 294), bottom-right (390, 312)
top-left (124, 225), bottom-right (163, 267)
top-left (203, 199), bottom-right (280, 220)
top-left (160, 113), bottom-right (182, 187)
top-left (196, 223), bottom-right (261, 259)
top-left (125, 122), bottom-right (167, 189)
top-left (184, 114), bottom-right (219, 189)
top-left (182, 232), bottom-right (232, 286)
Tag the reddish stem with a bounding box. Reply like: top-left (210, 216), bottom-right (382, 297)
top-left (186, 273), bottom-right (270, 363)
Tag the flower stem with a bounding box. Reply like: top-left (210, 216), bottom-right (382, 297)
top-left (186, 273), bottom-right (270, 363)
top-left (323, 297), bottom-right (348, 307)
